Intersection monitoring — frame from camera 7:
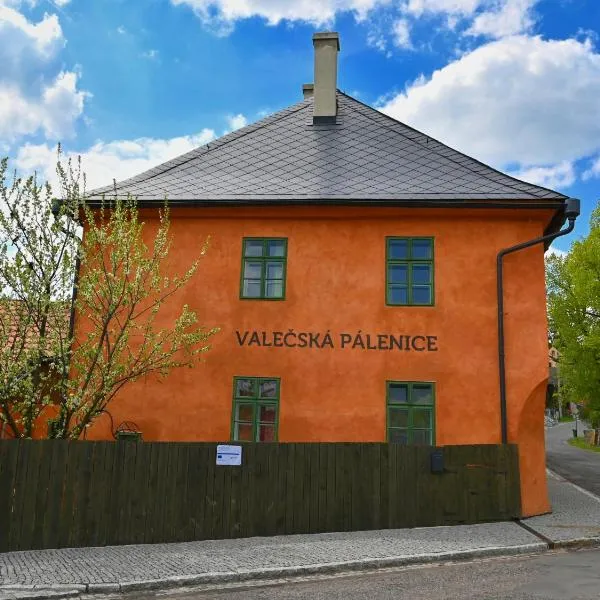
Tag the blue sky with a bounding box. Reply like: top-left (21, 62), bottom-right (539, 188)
top-left (1, 0), bottom-right (599, 252)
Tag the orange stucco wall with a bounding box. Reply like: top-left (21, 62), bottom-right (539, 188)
top-left (82, 206), bottom-right (554, 517)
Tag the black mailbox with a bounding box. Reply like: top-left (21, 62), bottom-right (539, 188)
top-left (430, 447), bottom-right (444, 474)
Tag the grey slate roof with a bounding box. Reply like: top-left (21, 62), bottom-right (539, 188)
top-left (89, 92), bottom-right (566, 204)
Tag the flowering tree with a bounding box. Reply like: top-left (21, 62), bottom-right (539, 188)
top-left (0, 156), bottom-right (218, 439)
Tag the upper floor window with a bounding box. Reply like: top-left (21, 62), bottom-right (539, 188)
top-left (231, 377), bottom-right (279, 442)
top-left (386, 237), bottom-right (434, 306)
top-left (241, 238), bottom-right (287, 300)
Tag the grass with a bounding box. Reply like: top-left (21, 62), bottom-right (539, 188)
top-left (559, 415), bottom-right (575, 422)
top-left (568, 437), bottom-right (600, 453)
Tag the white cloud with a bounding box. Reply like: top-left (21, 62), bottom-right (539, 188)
top-left (53, 0), bottom-right (71, 6)
top-left (546, 245), bottom-right (567, 258)
top-left (583, 156), bottom-right (600, 181)
top-left (225, 113), bottom-right (247, 131)
top-left (511, 161), bottom-right (575, 190)
top-left (116, 25), bottom-right (126, 34)
top-left (402, 0), bottom-right (481, 17)
top-left (141, 49), bottom-right (159, 60)
top-left (0, 4), bottom-right (64, 78)
top-left (0, 3), bottom-right (88, 143)
top-left (170, 0), bottom-right (389, 29)
top-left (380, 36), bottom-right (600, 173)
top-left (392, 18), bottom-right (412, 49)
top-left (467, 0), bottom-right (536, 38)
top-left (14, 129), bottom-right (217, 191)
top-left (0, 71), bottom-right (88, 141)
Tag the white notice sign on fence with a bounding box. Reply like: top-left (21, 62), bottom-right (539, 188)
top-left (216, 444), bottom-right (242, 466)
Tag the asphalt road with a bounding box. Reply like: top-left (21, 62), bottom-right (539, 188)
top-left (545, 421), bottom-right (600, 496)
top-left (146, 549), bottom-right (600, 599)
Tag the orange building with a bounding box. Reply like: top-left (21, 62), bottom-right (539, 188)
top-left (86, 32), bottom-right (577, 518)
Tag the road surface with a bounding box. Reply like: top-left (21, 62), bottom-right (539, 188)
top-left (139, 549), bottom-right (600, 599)
top-left (546, 421), bottom-right (600, 496)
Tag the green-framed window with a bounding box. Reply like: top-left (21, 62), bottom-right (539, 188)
top-left (386, 237), bottom-right (434, 306)
top-left (240, 238), bottom-right (287, 300)
top-left (387, 381), bottom-right (435, 445)
top-left (231, 377), bottom-right (280, 442)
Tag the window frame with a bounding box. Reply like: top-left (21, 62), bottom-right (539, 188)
top-left (386, 381), bottom-right (436, 445)
top-left (385, 237), bottom-right (435, 307)
top-left (239, 237), bottom-right (288, 301)
top-left (231, 376), bottom-right (281, 442)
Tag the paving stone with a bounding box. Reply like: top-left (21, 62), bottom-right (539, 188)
top-left (0, 522), bottom-right (540, 587)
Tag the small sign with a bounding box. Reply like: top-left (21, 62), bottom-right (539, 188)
top-left (216, 444), bottom-right (242, 466)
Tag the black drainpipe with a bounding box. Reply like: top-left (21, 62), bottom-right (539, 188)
top-left (497, 198), bottom-right (580, 444)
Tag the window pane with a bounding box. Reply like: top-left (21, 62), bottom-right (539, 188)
top-left (267, 240), bottom-right (286, 257)
top-left (244, 240), bottom-right (264, 257)
top-left (388, 383), bottom-right (408, 403)
top-left (243, 280), bottom-right (261, 298)
top-left (235, 379), bottom-right (256, 398)
top-left (265, 280), bottom-right (283, 298)
top-left (259, 379), bottom-right (278, 398)
top-left (389, 429), bottom-right (408, 444)
top-left (411, 239), bottom-right (432, 259)
top-left (235, 423), bottom-right (253, 441)
top-left (412, 384), bottom-right (434, 405)
top-left (388, 286), bottom-right (408, 305)
top-left (412, 429), bottom-right (432, 446)
top-left (412, 264), bottom-right (431, 284)
top-left (266, 262), bottom-right (283, 279)
top-left (243, 261), bottom-right (262, 279)
top-left (259, 424), bottom-right (276, 442)
top-left (389, 407), bottom-right (409, 428)
top-left (412, 286), bottom-right (432, 305)
top-left (236, 403), bottom-right (254, 421)
top-left (412, 408), bottom-right (432, 429)
top-left (388, 239), bottom-right (408, 259)
top-left (388, 264), bottom-right (408, 284)
top-left (259, 405), bottom-right (277, 423)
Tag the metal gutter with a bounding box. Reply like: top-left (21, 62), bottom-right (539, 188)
top-left (496, 198), bottom-right (580, 444)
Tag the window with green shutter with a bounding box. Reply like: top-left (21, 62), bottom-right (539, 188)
top-left (240, 238), bottom-right (287, 300)
top-left (386, 237), bottom-right (434, 306)
top-left (231, 377), bottom-right (280, 442)
top-left (387, 381), bottom-right (435, 445)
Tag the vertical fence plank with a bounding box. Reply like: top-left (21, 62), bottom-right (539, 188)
top-left (283, 443), bottom-right (296, 535)
top-left (0, 441), bottom-right (20, 552)
top-left (9, 440), bottom-right (33, 551)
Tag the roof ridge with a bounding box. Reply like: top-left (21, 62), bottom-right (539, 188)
top-left (89, 98), bottom-right (313, 196)
top-left (338, 91), bottom-right (567, 201)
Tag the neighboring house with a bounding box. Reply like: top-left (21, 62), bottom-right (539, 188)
top-left (0, 298), bottom-right (69, 439)
top-left (85, 32), bottom-right (571, 518)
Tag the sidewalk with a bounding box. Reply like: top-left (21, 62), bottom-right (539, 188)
top-left (1, 472), bottom-right (599, 600)
top-left (523, 470), bottom-right (600, 546)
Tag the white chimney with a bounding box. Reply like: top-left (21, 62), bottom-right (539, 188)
top-left (312, 32), bottom-right (339, 124)
top-left (302, 83), bottom-right (314, 99)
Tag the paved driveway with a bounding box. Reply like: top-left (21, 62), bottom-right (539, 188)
top-left (546, 421), bottom-right (600, 496)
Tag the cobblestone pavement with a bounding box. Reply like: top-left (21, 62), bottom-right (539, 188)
top-left (0, 523), bottom-right (541, 587)
top-left (523, 472), bottom-right (600, 544)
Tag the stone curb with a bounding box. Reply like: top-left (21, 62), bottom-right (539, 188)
top-left (551, 537), bottom-right (600, 550)
top-left (0, 542), bottom-right (547, 599)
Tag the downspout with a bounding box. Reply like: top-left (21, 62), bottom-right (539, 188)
top-left (497, 197), bottom-right (580, 444)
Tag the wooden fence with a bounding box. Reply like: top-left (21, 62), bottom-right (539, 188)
top-left (0, 441), bottom-right (521, 552)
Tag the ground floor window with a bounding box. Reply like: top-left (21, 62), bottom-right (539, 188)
top-left (387, 381), bottom-right (435, 445)
top-left (231, 377), bottom-right (279, 442)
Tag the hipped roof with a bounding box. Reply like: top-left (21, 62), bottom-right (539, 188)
top-left (89, 92), bottom-right (566, 211)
